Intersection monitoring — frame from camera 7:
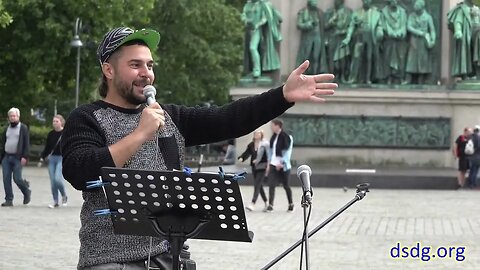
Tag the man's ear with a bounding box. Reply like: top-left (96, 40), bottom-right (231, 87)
top-left (102, 63), bottom-right (114, 80)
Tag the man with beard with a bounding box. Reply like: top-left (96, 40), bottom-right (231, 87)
top-left (296, 0), bottom-right (327, 75)
top-left (381, 0), bottom-right (408, 84)
top-left (61, 27), bottom-right (337, 269)
top-left (325, 0), bottom-right (352, 82)
top-left (342, 0), bottom-right (384, 84)
top-left (447, 0), bottom-right (476, 80)
top-left (405, 0), bottom-right (436, 84)
top-left (241, 0), bottom-right (282, 78)
top-left (1, 107), bottom-right (31, 207)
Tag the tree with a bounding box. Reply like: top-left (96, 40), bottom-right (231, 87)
top-left (0, 0), bottom-right (12, 28)
top-left (226, 0), bottom-right (246, 11)
top-left (0, 0), bottom-right (155, 122)
top-left (149, 0), bottom-right (243, 106)
top-left (0, 0), bottom-right (243, 123)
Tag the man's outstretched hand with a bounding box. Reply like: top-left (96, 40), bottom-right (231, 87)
top-left (283, 60), bottom-right (337, 103)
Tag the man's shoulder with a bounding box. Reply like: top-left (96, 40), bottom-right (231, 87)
top-left (71, 101), bottom-right (107, 115)
top-left (449, 3), bottom-right (468, 15)
top-left (65, 101), bottom-right (108, 124)
top-left (20, 123), bottom-right (29, 131)
top-left (370, 6), bottom-right (381, 14)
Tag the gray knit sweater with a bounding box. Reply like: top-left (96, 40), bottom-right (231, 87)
top-left (61, 86), bottom-right (292, 268)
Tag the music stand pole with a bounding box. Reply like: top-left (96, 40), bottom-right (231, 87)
top-left (197, 154), bottom-right (203, 172)
top-left (261, 183), bottom-right (370, 270)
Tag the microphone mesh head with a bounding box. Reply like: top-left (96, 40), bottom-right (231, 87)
top-left (297, 165), bottom-right (312, 177)
top-left (143, 85), bottom-right (156, 97)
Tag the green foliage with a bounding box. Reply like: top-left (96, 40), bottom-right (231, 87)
top-left (151, 0), bottom-right (243, 105)
top-left (225, 0), bottom-right (246, 11)
top-left (0, 0), bottom-right (13, 28)
top-left (29, 125), bottom-right (50, 145)
top-left (0, 0), bottom-right (243, 123)
top-left (0, 0), bottom-right (155, 122)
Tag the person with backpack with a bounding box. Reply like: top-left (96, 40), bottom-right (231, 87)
top-left (453, 127), bottom-right (473, 188)
top-left (467, 126), bottom-right (480, 188)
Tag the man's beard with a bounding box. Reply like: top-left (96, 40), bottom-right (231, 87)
top-left (114, 77), bottom-right (148, 105)
top-left (9, 121), bottom-right (19, 127)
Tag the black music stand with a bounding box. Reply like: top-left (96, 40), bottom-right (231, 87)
top-left (100, 167), bottom-right (254, 270)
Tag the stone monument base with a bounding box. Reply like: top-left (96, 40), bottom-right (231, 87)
top-left (454, 79), bottom-right (480, 90)
top-left (230, 86), bottom-right (480, 168)
top-left (238, 75), bottom-right (276, 87)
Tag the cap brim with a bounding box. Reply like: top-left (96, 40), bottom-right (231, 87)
top-left (118, 29), bottom-right (160, 52)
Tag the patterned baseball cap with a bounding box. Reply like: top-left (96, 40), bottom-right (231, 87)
top-left (97, 27), bottom-right (160, 65)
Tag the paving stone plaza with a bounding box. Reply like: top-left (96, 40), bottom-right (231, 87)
top-left (0, 166), bottom-right (479, 270)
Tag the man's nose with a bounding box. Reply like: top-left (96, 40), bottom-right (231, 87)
top-left (138, 65), bottom-right (150, 77)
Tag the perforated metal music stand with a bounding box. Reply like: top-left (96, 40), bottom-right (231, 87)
top-left (100, 167), bottom-right (254, 270)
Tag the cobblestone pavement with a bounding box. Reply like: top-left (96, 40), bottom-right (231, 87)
top-left (0, 166), bottom-right (479, 270)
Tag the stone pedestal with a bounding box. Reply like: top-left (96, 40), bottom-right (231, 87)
top-left (238, 75), bottom-right (275, 87)
top-left (231, 86), bottom-right (480, 168)
top-left (454, 80), bottom-right (480, 90)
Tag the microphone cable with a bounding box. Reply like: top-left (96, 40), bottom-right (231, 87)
top-left (299, 201), bottom-right (312, 270)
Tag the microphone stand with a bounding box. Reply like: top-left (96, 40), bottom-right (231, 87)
top-left (261, 183), bottom-right (370, 270)
top-left (301, 191), bottom-right (313, 270)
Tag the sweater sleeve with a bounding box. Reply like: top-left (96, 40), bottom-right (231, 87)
top-left (164, 86), bottom-right (293, 146)
top-left (61, 106), bottom-right (116, 190)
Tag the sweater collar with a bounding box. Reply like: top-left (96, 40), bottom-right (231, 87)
top-left (95, 100), bottom-right (145, 114)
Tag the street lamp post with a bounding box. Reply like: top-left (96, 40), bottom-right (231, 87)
top-left (70, 18), bottom-right (83, 108)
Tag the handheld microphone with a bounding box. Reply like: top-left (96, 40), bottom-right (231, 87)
top-left (297, 165), bottom-right (313, 204)
top-left (143, 85), bottom-right (157, 106)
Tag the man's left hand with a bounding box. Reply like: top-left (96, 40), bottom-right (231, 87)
top-left (21, 158), bottom-right (27, 166)
top-left (283, 60), bottom-right (337, 103)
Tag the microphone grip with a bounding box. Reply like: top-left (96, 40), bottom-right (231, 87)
top-left (146, 96), bottom-right (156, 106)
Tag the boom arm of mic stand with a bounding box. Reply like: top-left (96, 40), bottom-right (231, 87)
top-left (261, 183), bottom-right (370, 270)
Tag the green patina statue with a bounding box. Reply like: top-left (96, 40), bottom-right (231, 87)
top-left (381, 0), bottom-right (408, 84)
top-left (447, 0), bottom-right (476, 80)
top-left (241, 0), bottom-right (282, 78)
top-left (472, 5), bottom-right (480, 78)
top-left (405, 0), bottom-right (436, 84)
top-left (296, 0), bottom-right (327, 75)
top-left (325, 0), bottom-right (352, 82)
top-left (342, 0), bottom-right (384, 84)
